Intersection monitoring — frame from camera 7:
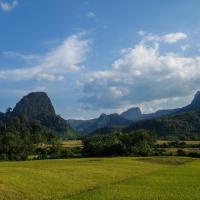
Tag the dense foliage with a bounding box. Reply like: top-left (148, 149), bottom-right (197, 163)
top-left (83, 129), bottom-right (157, 156)
top-left (0, 115), bottom-right (59, 160)
top-left (124, 110), bottom-right (200, 140)
top-left (36, 114), bottom-right (78, 139)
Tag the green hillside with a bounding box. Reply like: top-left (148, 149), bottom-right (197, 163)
top-left (124, 110), bottom-right (200, 139)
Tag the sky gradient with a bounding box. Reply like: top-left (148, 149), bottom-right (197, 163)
top-left (0, 0), bottom-right (200, 119)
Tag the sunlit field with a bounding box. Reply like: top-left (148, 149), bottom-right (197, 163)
top-left (61, 140), bottom-right (83, 148)
top-left (0, 157), bottom-right (199, 200)
top-left (156, 140), bottom-right (200, 145)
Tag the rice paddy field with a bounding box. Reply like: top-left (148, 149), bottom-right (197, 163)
top-left (0, 157), bottom-right (199, 200)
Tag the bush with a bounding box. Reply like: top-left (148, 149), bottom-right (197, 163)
top-left (176, 149), bottom-right (187, 156)
top-left (188, 151), bottom-right (200, 158)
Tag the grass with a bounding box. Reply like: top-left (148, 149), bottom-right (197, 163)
top-left (0, 157), bottom-right (199, 200)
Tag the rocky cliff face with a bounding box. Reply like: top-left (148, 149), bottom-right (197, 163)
top-left (191, 91), bottom-right (200, 107)
top-left (120, 107), bottom-right (142, 120)
top-left (11, 92), bottom-right (77, 138)
top-left (12, 92), bottom-right (56, 120)
top-left (177, 91), bottom-right (200, 113)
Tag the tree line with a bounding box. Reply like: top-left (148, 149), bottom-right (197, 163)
top-left (0, 114), bottom-right (59, 160)
top-left (1, 114), bottom-right (200, 161)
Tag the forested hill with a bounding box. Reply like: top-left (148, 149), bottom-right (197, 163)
top-left (89, 91), bottom-right (200, 140)
top-left (12, 92), bottom-right (56, 120)
top-left (0, 92), bottom-right (77, 139)
top-left (122, 91), bottom-right (200, 139)
top-left (123, 110), bottom-right (200, 140)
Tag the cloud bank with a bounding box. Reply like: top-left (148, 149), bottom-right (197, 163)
top-left (79, 32), bottom-right (200, 110)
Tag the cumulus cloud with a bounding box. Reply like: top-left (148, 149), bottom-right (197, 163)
top-left (0, 33), bottom-right (90, 81)
top-left (79, 32), bottom-right (200, 110)
top-left (0, 0), bottom-right (18, 11)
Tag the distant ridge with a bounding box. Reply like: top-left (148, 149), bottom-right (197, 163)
top-left (68, 113), bottom-right (131, 134)
top-left (69, 90), bottom-right (200, 134)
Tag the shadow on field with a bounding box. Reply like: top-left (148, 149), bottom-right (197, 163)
top-left (134, 157), bottom-right (194, 165)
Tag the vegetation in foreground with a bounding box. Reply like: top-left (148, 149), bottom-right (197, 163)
top-left (0, 157), bottom-right (199, 200)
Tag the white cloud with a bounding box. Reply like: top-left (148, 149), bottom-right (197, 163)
top-left (79, 32), bottom-right (200, 110)
top-left (139, 95), bottom-right (193, 114)
top-left (0, 0), bottom-right (18, 11)
top-left (87, 11), bottom-right (95, 18)
top-left (0, 33), bottom-right (91, 81)
top-left (140, 31), bottom-right (188, 44)
top-left (161, 32), bottom-right (188, 43)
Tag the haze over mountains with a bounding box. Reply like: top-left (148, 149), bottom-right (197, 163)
top-left (68, 113), bottom-right (131, 134)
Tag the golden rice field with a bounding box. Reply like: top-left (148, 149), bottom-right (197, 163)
top-left (0, 157), bottom-right (199, 200)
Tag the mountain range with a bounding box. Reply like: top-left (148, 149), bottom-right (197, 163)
top-left (68, 113), bottom-right (131, 134)
top-left (68, 91), bottom-right (200, 134)
top-left (1, 90), bottom-right (200, 138)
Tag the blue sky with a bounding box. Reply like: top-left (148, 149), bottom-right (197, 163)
top-left (1, 0), bottom-right (200, 119)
